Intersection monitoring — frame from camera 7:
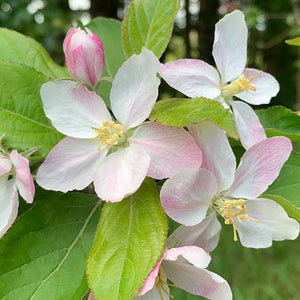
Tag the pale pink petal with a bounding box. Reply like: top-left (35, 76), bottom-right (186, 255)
top-left (163, 258), bottom-right (232, 299)
top-left (138, 249), bottom-right (167, 296)
top-left (0, 178), bottom-right (19, 238)
top-left (40, 80), bottom-right (111, 138)
top-left (159, 59), bottom-right (221, 98)
top-left (236, 199), bottom-right (299, 248)
top-left (111, 48), bottom-right (160, 130)
top-left (37, 137), bottom-right (107, 192)
top-left (230, 100), bottom-right (266, 150)
top-left (0, 156), bottom-right (11, 176)
top-left (213, 10), bottom-right (247, 84)
top-left (160, 168), bottom-right (217, 226)
top-left (188, 121), bottom-right (236, 193)
top-left (131, 122), bottom-right (202, 179)
top-left (135, 285), bottom-right (169, 300)
top-left (236, 68), bottom-right (279, 105)
top-left (227, 136), bottom-right (292, 199)
top-left (167, 213), bottom-right (221, 253)
top-left (87, 293), bottom-right (96, 300)
top-left (93, 143), bottom-right (151, 202)
top-left (10, 150), bottom-right (34, 203)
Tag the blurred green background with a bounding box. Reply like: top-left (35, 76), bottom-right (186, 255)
top-left (1, 0), bottom-right (299, 299)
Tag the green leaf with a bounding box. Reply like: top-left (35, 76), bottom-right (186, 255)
top-left (260, 194), bottom-right (300, 222)
top-left (0, 188), bottom-right (102, 300)
top-left (122, 0), bottom-right (180, 58)
top-left (285, 37), bottom-right (300, 46)
top-left (0, 60), bottom-right (64, 156)
top-left (149, 97), bottom-right (238, 138)
top-left (266, 152), bottom-right (300, 208)
top-left (87, 17), bottom-right (126, 108)
top-left (87, 178), bottom-right (168, 300)
top-left (0, 28), bottom-right (69, 79)
top-left (256, 106), bottom-right (300, 141)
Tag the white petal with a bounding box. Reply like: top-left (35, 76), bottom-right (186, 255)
top-left (135, 285), bottom-right (169, 300)
top-left (41, 80), bottom-right (111, 138)
top-left (213, 10), bottom-right (247, 84)
top-left (188, 121), bottom-right (236, 193)
top-left (0, 156), bottom-right (11, 176)
top-left (36, 137), bottom-right (107, 192)
top-left (159, 59), bottom-right (221, 98)
top-left (236, 68), bottom-right (279, 105)
top-left (111, 48), bottom-right (160, 130)
top-left (93, 143), bottom-right (151, 202)
top-left (230, 100), bottom-right (266, 150)
top-left (236, 199), bottom-right (299, 248)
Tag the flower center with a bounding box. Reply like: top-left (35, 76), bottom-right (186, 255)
top-left (89, 120), bottom-right (127, 150)
top-left (213, 197), bottom-right (259, 241)
top-left (155, 266), bottom-right (177, 300)
top-left (221, 69), bottom-right (262, 100)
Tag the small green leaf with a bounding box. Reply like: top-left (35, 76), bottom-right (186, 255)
top-left (0, 188), bottom-right (102, 300)
top-left (87, 178), bottom-right (168, 300)
top-left (256, 106), bottom-right (300, 141)
top-left (122, 0), bottom-right (180, 58)
top-left (150, 97), bottom-right (238, 138)
top-left (0, 60), bottom-right (64, 156)
top-left (285, 37), bottom-right (300, 46)
top-left (0, 28), bottom-right (69, 79)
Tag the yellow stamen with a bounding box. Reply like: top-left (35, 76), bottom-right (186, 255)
top-left (221, 69), bottom-right (263, 100)
top-left (155, 266), bottom-right (177, 300)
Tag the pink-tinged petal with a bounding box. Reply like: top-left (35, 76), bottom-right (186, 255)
top-left (41, 80), bottom-right (111, 139)
top-left (138, 249), bottom-right (167, 296)
top-left (131, 122), bottom-right (202, 179)
top-left (135, 285), bottom-right (169, 300)
top-left (159, 59), bottom-right (221, 98)
top-left (163, 258), bottom-right (232, 300)
top-left (0, 178), bottom-right (19, 238)
top-left (0, 156), bottom-right (11, 176)
top-left (160, 168), bottom-right (217, 226)
top-left (236, 68), bottom-right (279, 105)
top-left (236, 199), bottom-right (299, 248)
top-left (93, 143), bottom-right (151, 202)
top-left (10, 150), bottom-right (34, 203)
top-left (111, 48), bottom-right (160, 130)
top-left (228, 136), bottom-right (292, 199)
top-left (87, 293), bottom-right (96, 300)
top-left (37, 137), bottom-right (107, 192)
top-left (167, 213), bottom-right (221, 253)
top-left (165, 246), bottom-right (211, 269)
top-left (230, 101), bottom-right (266, 150)
top-left (188, 121), bottom-right (236, 193)
top-left (213, 10), bottom-right (247, 84)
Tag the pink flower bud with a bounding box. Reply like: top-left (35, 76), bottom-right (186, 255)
top-left (63, 27), bottom-right (105, 88)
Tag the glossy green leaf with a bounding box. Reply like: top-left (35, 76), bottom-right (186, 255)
top-left (285, 37), bottom-right (300, 46)
top-left (87, 17), bottom-right (126, 108)
top-left (0, 60), bottom-right (64, 156)
top-left (0, 188), bottom-right (102, 300)
top-left (87, 178), bottom-right (168, 300)
top-left (256, 106), bottom-right (300, 141)
top-left (149, 97), bottom-right (238, 138)
top-left (122, 0), bottom-right (180, 58)
top-left (0, 28), bottom-right (69, 79)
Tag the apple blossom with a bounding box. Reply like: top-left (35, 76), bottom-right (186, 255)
top-left (161, 121), bottom-right (299, 248)
top-left (159, 10), bottom-right (279, 149)
top-left (36, 48), bottom-right (202, 202)
top-left (63, 27), bottom-right (105, 89)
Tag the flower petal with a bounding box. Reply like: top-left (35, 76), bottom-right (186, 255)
top-left (212, 10), bottom-right (247, 84)
top-left (236, 198), bottom-right (299, 248)
top-left (40, 80), bottom-right (111, 138)
top-left (135, 285), bottom-right (169, 300)
top-left (160, 168), bottom-right (217, 226)
top-left (131, 122), bottom-right (202, 179)
top-left (188, 121), bottom-right (236, 193)
top-left (228, 136), bottom-right (292, 199)
top-left (0, 177), bottom-right (19, 238)
top-left (230, 101), bottom-right (266, 150)
top-left (159, 59), bottom-right (221, 98)
top-left (37, 137), bottom-right (107, 192)
top-left (10, 150), bottom-right (34, 203)
top-left (236, 68), bottom-right (279, 105)
top-left (0, 155), bottom-right (11, 176)
top-left (167, 213), bottom-right (221, 253)
top-left (111, 48), bottom-right (160, 130)
top-left (93, 143), bottom-right (151, 202)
